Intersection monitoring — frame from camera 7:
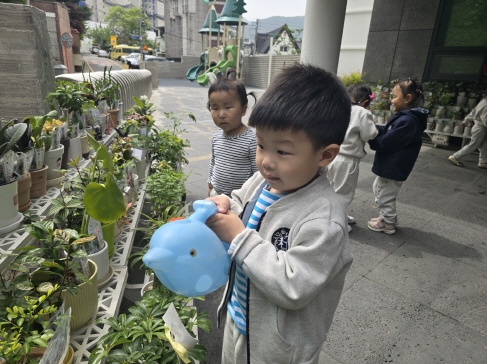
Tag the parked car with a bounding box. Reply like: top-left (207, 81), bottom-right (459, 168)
top-left (121, 53), bottom-right (140, 64)
top-left (97, 50), bottom-right (109, 58)
top-left (126, 57), bottom-right (140, 69)
top-left (90, 46), bottom-right (99, 54)
top-left (145, 56), bottom-right (167, 62)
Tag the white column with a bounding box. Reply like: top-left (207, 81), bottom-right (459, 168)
top-left (300, 0), bottom-right (348, 74)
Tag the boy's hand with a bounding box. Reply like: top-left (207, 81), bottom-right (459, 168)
top-left (205, 195), bottom-right (231, 213)
top-left (206, 211), bottom-right (245, 243)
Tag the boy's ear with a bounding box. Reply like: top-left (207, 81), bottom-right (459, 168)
top-left (318, 144), bottom-right (340, 167)
top-left (405, 93), bottom-right (413, 104)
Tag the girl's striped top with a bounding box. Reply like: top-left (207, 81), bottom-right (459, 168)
top-left (208, 128), bottom-right (257, 196)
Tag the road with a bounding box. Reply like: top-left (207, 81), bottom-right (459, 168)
top-left (81, 53), bottom-right (124, 73)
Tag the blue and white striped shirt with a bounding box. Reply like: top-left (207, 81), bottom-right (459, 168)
top-left (227, 186), bottom-right (284, 335)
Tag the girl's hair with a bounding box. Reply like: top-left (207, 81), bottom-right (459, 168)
top-left (207, 77), bottom-right (257, 110)
top-left (348, 84), bottom-right (373, 107)
top-left (395, 78), bottom-right (424, 107)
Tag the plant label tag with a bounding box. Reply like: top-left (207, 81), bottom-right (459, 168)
top-left (52, 128), bottom-right (61, 147)
top-left (132, 148), bottom-right (144, 161)
top-left (163, 303), bottom-right (198, 350)
top-left (88, 217), bottom-right (104, 249)
top-left (0, 150), bottom-right (15, 184)
top-left (72, 124), bottom-right (79, 138)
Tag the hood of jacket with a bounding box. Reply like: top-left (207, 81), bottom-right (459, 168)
top-left (394, 108), bottom-right (428, 131)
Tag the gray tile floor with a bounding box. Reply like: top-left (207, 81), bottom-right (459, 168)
top-left (127, 79), bottom-right (487, 364)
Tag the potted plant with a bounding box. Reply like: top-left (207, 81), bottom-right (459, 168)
top-left (0, 120), bottom-right (27, 234)
top-left (41, 115), bottom-right (67, 176)
top-left (5, 222), bottom-right (99, 332)
top-left (88, 284), bottom-right (210, 364)
top-left (12, 122), bottom-right (34, 212)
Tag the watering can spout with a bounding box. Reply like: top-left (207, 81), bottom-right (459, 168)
top-left (142, 247), bottom-right (175, 271)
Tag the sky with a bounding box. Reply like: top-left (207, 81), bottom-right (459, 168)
top-left (243, 0), bottom-right (307, 21)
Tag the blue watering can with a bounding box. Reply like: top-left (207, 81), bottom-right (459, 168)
top-left (143, 200), bottom-right (231, 297)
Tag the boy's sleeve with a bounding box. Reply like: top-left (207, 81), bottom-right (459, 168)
top-left (368, 119), bottom-right (416, 153)
top-left (208, 135), bottom-right (215, 183)
top-left (230, 218), bottom-right (348, 310)
top-left (360, 112), bottom-right (379, 143)
top-left (248, 136), bottom-right (257, 175)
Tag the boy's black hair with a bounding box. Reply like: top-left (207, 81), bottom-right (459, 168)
top-left (348, 84), bottom-right (373, 108)
top-left (395, 78), bottom-right (424, 107)
top-left (249, 64), bottom-right (351, 149)
top-left (209, 60), bottom-right (217, 67)
top-left (207, 77), bottom-right (257, 110)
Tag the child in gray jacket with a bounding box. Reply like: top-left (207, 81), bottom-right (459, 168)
top-left (206, 64), bottom-right (353, 364)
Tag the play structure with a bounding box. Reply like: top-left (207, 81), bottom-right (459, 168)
top-left (186, 0), bottom-right (247, 86)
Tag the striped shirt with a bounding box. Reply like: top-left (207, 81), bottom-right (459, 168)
top-left (227, 187), bottom-right (284, 335)
top-left (208, 128), bottom-right (257, 196)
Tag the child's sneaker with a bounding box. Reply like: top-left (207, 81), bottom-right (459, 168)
top-left (367, 218), bottom-right (396, 234)
top-left (370, 216), bottom-right (398, 225)
top-left (478, 163), bottom-right (487, 169)
top-left (448, 155), bottom-right (464, 166)
top-left (347, 215), bottom-right (356, 224)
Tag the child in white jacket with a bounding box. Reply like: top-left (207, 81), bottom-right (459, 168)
top-left (448, 90), bottom-right (487, 168)
top-left (328, 84), bottom-right (378, 231)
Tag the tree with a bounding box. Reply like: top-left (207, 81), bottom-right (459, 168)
top-left (56, 0), bottom-right (92, 38)
top-left (105, 6), bottom-right (151, 47)
top-left (86, 25), bottom-right (111, 49)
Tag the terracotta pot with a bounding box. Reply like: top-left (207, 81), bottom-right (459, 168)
top-left (18, 172), bottom-right (32, 212)
top-left (30, 165), bottom-right (48, 199)
top-left (108, 108), bottom-right (119, 128)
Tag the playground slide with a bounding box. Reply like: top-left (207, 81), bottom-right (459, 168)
top-left (197, 59), bottom-right (236, 86)
top-left (186, 64), bottom-right (204, 82)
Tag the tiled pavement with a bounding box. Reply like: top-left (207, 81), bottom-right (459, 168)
top-left (126, 79), bottom-right (487, 364)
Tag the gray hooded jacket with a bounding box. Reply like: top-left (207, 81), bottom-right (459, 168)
top-left (217, 170), bottom-right (353, 363)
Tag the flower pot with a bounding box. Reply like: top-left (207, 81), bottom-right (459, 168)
top-left (108, 109), bottom-right (119, 128)
top-left (435, 122), bottom-right (444, 133)
top-left (141, 280), bottom-right (154, 297)
top-left (18, 172), bottom-right (32, 212)
top-left (463, 126), bottom-right (472, 137)
top-left (61, 259), bottom-right (98, 331)
top-left (377, 116), bottom-right (385, 125)
top-left (67, 137), bottom-right (82, 165)
top-left (0, 175), bottom-right (19, 231)
top-left (443, 124), bottom-right (453, 134)
top-left (80, 135), bottom-right (90, 159)
top-left (101, 221), bottom-right (116, 257)
top-left (468, 98), bottom-right (477, 108)
top-left (24, 345), bottom-right (74, 363)
top-left (114, 219), bottom-right (124, 243)
top-left (45, 144), bottom-right (65, 180)
top-left (30, 165), bottom-right (48, 199)
top-left (88, 240), bottom-right (111, 284)
top-left (98, 100), bottom-right (108, 114)
top-left (60, 139), bottom-right (70, 170)
top-left (135, 158), bottom-right (147, 179)
top-left (453, 125), bottom-right (463, 135)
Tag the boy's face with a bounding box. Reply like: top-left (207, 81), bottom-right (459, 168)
top-left (209, 90), bottom-right (247, 135)
top-left (255, 128), bottom-right (338, 194)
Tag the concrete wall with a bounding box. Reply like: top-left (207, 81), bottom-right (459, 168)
top-left (156, 56), bottom-right (201, 79)
top-left (31, 0), bottom-right (74, 73)
top-left (362, 0), bottom-right (441, 83)
top-left (0, 3), bottom-right (55, 120)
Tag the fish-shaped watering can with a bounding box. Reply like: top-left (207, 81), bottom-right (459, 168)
top-left (143, 200), bottom-right (231, 297)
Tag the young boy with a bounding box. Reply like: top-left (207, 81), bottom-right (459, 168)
top-left (206, 64), bottom-right (353, 364)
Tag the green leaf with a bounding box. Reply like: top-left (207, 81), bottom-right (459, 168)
top-left (86, 132), bottom-right (100, 151)
top-left (0, 122), bottom-right (27, 156)
top-left (96, 144), bottom-right (113, 170)
top-left (84, 172), bottom-right (126, 223)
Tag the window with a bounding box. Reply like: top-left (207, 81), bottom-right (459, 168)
top-left (280, 46), bottom-right (288, 52)
top-left (183, 0), bottom-right (188, 13)
top-left (173, 0), bottom-right (179, 15)
top-left (425, 0), bottom-right (487, 82)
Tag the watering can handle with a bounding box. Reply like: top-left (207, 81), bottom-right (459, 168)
top-left (189, 200), bottom-right (219, 223)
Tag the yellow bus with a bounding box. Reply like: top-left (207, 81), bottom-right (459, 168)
top-left (110, 45), bottom-right (153, 61)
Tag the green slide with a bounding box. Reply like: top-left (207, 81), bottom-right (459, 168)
top-left (197, 45), bottom-right (238, 86)
top-left (186, 64), bottom-right (204, 82)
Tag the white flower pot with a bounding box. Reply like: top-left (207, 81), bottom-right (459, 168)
top-left (435, 122), bottom-right (444, 132)
top-left (377, 116), bottom-right (385, 125)
top-left (453, 125), bottom-right (462, 135)
top-left (88, 240), bottom-right (111, 284)
top-left (0, 176), bottom-right (20, 231)
top-left (67, 137), bottom-right (82, 165)
top-left (45, 144), bottom-right (65, 180)
top-left (135, 159), bottom-right (147, 179)
top-left (463, 126), bottom-right (472, 137)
